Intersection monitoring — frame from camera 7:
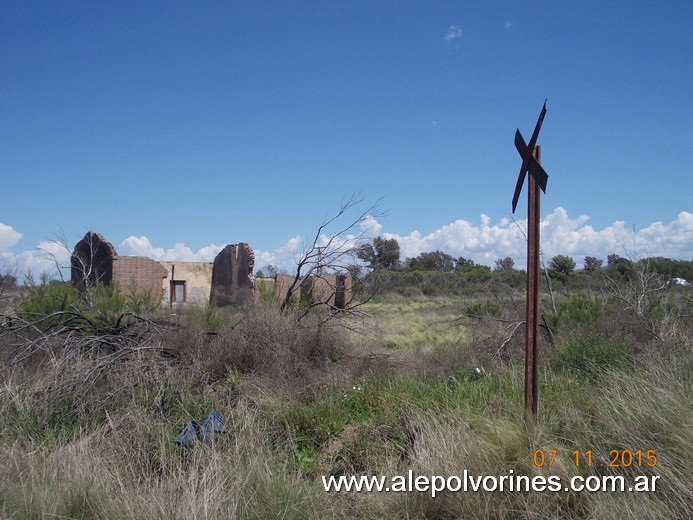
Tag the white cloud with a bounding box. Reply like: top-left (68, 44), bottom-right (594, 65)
top-left (253, 235), bottom-right (303, 273)
top-left (0, 223), bottom-right (22, 253)
top-left (119, 236), bottom-right (164, 259)
top-left (0, 234), bottom-right (72, 281)
top-left (253, 250), bottom-right (276, 271)
top-left (37, 240), bottom-right (71, 265)
top-left (121, 234), bottom-right (311, 275)
top-left (636, 211), bottom-right (693, 258)
top-left (360, 215), bottom-right (383, 238)
top-left (382, 208), bottom-right (693, 267)
top-left (2, 210), bottom-right (692, 280)
top-left (119, 235), bottom-right (223, 262)
top-left (277, 235), bottom-right (303, 255)
top-left (444, 25), bottom-right (462, 45)
top-left (504, 20), bottom-right (514, 29)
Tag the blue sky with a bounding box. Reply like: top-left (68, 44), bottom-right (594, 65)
top-left (1, 1), bottom-right (691, 275)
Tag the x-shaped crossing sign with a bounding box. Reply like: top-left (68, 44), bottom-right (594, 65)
top-left (511, 100), bottom-right (550, 417)
top-left (511, 100), bottom-right (549, 213)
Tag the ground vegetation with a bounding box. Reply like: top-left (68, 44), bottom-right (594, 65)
top-left (0, 252), bottom-right (691, 519)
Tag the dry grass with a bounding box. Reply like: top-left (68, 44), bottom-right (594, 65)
top-left (0, 407), bottom-right (335, 519)
top-left (359, 295), bottom-right (471, 353)
top-left (1, 288), bottom-right (691, 519)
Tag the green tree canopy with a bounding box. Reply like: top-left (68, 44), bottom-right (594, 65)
top-left (643, 257), bottom-right (693, 282)
top-left (406, 250), bottom-right (455, 271)
top-left (455, 257), bottom-right (477, 271)
top-left (550, 255), bottom-right (576, 276)
top-left (357, 237), bottom-right (400, 270)
top-left (583, 256), bottom-right (603, 272)
top-left (256, 265), bottom-right (279, 278)
top-left (494, 257), bottom-right (515, 271)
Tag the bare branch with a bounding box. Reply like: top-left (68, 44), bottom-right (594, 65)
top-left (280, 193), bottom-right (384, 314)
top-left (494, 320), bottom-right (525, 365)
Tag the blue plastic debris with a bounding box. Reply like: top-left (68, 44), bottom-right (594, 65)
top-left (176, 410), bottom-right (225, 447)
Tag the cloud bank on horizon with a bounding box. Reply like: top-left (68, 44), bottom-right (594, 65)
top-left (1, 208), bottom-right (691, 278)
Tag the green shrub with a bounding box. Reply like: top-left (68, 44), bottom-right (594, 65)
top-left (272, 399), bottom-right (346, 454)
top-left (464, 300), bottom-right (503, 319)
top-left (256, 279), bottom-right (279, 303)
top-left (544, 294), bottom-right (604, 332)
top-left (187, 300), bottom-right (223, 332)
top-left (550, 331), bottom-right (633, 378)
top-left (17, 280), bottom-right (160, 333)
top-left (16, 281), bottom-right (82, 328)
top-left (121, 285), bottom-right (161, 316)
top-left (86, 284), bottom-right (127, 324)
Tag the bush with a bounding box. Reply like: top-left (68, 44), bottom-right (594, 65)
top-left (16, 281), bottom-right (82, 328)
top-left (176, 302), bottom-right (348, 390)
top-left (464, 300), bottom-right (503, 319)
top-left (16, 280), bottom-right (160, 333)
top-left (550, 331), bottom-right (633, 378)
top-left (544, 294), bottom-right (604, 332)
top-left (186, 300), bottom-right (223, 332)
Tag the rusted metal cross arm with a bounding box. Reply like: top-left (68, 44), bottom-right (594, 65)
top-left (515, 131), bottom-right (549, 193)
top-left (511, 100), bottom-right (547, 213)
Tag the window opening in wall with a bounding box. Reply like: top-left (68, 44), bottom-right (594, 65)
top-left (171, 280), bottom-right (186, 303)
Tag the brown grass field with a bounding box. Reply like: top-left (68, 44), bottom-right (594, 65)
top-left (1, 273), bottom-right (691, 519)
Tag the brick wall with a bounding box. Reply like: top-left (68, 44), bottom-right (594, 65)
top-left (210, 243), bottom-right (255, 306)
top-left (112, 257), bottom-right (168, 298)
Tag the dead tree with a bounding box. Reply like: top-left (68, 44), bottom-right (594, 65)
top-left (280, 193), bottom-right (383, 319)
top-left (602, 257), bottom-right (669, 318)
top-left (601, 256), bottom-right (678, 340)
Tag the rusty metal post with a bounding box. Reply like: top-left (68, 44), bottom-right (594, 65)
top-left (525, 146), bottom-right (541, 417)
top-left (511, 101), bottom-right (549, 418)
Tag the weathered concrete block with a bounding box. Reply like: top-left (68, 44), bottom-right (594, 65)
top-left (210, 243), bottom-right (255, 306)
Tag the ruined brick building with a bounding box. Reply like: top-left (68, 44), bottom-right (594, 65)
top-left (70, 232), bottom-right (351, 309)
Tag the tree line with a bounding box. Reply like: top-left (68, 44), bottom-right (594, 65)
top-left (356, 236), bottom-right (692, 282)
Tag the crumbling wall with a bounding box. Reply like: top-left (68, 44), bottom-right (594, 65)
top-left (311, 273), bottom-right (352, 309)
top-left (334, 273), bottom-right (352, 309)
top-left (259, 273), bottom-right (352, 309)
top-left (210, 243), bottom-right (255, 306)
top-left (159, 261), bottom-right (214, 305)
top-left (272, 273), bottom-right (300, 305)
top-left (71, 232), bottom-right (117, 289)
top-left (112, 257), bottom-right (168, 299)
